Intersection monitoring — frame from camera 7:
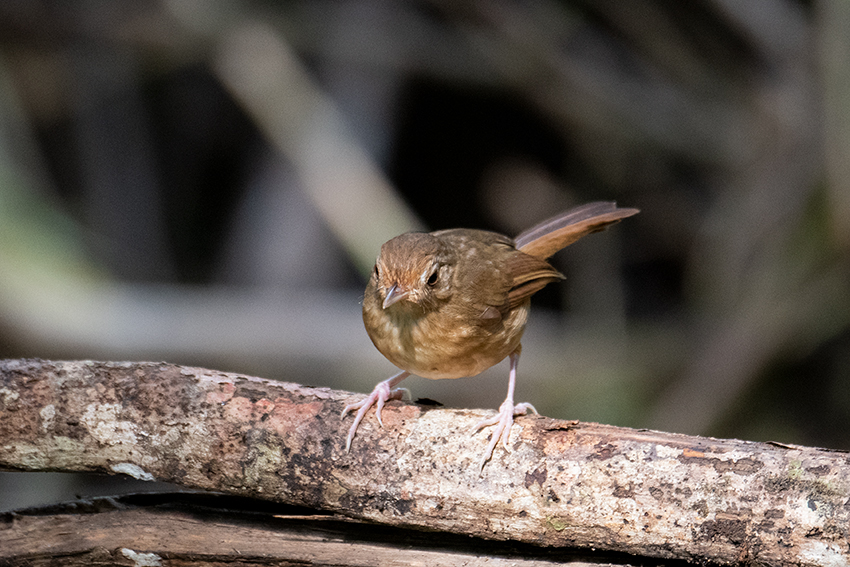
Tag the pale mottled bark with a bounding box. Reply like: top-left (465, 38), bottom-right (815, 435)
top-left (1, 359), bottom-right (848, 566)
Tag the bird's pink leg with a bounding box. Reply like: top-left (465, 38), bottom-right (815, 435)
top-left (342, 370), bottom-right (410, 451)
top-left (472, 350), bottom-right (537, 471)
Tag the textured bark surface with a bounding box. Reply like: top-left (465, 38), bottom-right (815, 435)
top-left (1, 359), bottom-right (848, 566)
top-left (0, 493), bottom-right (637, 566)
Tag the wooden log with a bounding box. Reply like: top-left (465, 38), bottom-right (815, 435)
top-left (0, 493), bottom-right (639, 566)
top-left (1, 359), bottom-right (848, 566)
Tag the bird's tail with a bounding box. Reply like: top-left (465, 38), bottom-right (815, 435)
top-left (514, 202), bottom-right (639, 260)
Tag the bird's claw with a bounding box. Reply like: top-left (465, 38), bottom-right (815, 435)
top-left (472, 400), bottom-right (537, 473)
top-left (342, 376), bottom-right (408, 452)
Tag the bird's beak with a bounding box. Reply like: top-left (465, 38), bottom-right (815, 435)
top-left (382, 284), bottom-right (409, 309)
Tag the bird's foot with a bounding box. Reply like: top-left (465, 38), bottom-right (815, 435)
top-left (342, 372), bottom-right (409, 451)
top-left (472, 401), bottom-right (537, 472)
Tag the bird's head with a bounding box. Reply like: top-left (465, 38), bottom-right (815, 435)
top-left (372, 232), bottom-right (454, 310)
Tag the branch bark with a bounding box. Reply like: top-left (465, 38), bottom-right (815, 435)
top-left (1, 359), bottom-right (848, 566)
top-left (0, 493), bottom-right (636, 566)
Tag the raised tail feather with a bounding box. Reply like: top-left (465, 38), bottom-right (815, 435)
top-left (514, 202), bottom-right (639, 260)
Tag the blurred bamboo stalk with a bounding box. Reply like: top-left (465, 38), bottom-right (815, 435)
top-left (212, 20), bottom-right (423, 276)
top-left (817, 0), bottom-right (850, 247)
top-left (648, 0), bottom-right (829, 433)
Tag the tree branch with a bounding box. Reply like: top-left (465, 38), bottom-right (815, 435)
top-left (1, 359), bottom-right (848, 566)
top-left (0, 493), bottom-right (643, 566)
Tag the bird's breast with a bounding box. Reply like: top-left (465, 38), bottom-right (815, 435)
top-left (362, 296), bottom-right (529, 380)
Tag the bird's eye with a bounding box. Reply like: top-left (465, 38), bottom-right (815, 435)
top-left (373, 264), bottom-right (380, 279)
top-left (426, 267), bottom-right (439, 286)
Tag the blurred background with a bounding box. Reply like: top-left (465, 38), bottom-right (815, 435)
top-left (1, 0), bottom-right (849, 511)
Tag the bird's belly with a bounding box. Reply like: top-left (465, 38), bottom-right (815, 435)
top-left (365, 305), bottom-right (529, 380)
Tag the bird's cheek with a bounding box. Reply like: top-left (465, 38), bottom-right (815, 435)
top-left (433, 284), bottom-right (453, 301)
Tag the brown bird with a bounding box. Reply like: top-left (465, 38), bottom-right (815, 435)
top-left (343, 201), bottom-right (638, 470)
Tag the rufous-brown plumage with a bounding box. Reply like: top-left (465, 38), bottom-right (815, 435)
top-left (343, 201), bottom-right (638, 471)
